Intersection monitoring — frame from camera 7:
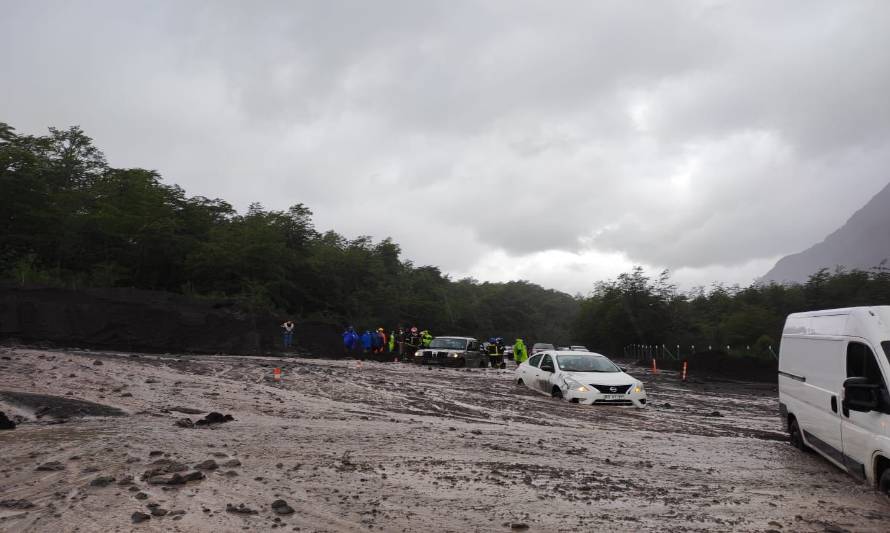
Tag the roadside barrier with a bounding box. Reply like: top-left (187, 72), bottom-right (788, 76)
top-left (651, 358), bottom-right (658, 374)
top-left (273, 368), bottom-right (282, 382)
top-left (681, 361), bottom-right (688, 381)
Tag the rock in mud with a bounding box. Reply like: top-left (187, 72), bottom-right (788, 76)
top-left (148, 473), bottom-right (187, 486)
top-left (170, 406), bottom-right (205, 415)
top-left (707, 411), bottom-right (724, 417)
top-left (195, 412), bottom-right (235, 426)
top-left (222, 459), bottom-right (241, 468)
top-left (510, 523), bottom-right (530, 531)
top-left (194, 459), bottom-right (218, 470)
top-left (174, 418), bottom-right (194, 428)
top-left (89, 475), bottom-right (116, 487)
top-left (226, 503), bottom-right (258, 515)
top-left (0, 499), bottom-right (35, 509)
top-left (93, 359), bottom-right (103, 365)
top-left (117, 475), bottom-right (135, 486)
top-left (131, 511), bottom-right (151, 523)
top-left (0, 411), bottom-right (16, 430)
top-left (271, 499), bottom-right (295, 515)
top-left (35, 461), bottom-right (65, 471)
top-left (134, 492), bottom-right (149, 500)
top-left (149, 507), bottom-right (168, 517)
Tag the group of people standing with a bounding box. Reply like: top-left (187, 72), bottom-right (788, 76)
top-left (342, 326), bottom-right (432, 357)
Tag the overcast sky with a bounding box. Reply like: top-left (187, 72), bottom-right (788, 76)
top-left (3, 1), bottom-right (890, 294)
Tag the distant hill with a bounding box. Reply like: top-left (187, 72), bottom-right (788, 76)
top-left (762, 181), bottom-right (890, 283)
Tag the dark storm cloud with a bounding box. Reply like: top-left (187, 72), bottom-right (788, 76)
top-left (2, 0), bottom-right (889, 291)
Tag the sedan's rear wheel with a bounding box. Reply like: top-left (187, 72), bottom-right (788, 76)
top-left (551, 386), bottom-right (563, 400)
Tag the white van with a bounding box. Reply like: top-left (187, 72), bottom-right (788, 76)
top-left (778, 306), bottom-right (890, 494)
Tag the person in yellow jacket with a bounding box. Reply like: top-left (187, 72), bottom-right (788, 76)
top-left (420, 330), bottom-right (433, 348)
top-left (513, 338), bottom-right (528, 366)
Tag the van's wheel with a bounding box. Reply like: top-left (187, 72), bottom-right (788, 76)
top-left (551, 386), bottom-right (563, 400)
top-left (789, 419), bottom-right (807, 451)
top-left (879, 469), bottom-right (890, 496)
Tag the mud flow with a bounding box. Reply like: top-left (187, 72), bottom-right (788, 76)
top-left (1, 346), bottom-right (888, 532)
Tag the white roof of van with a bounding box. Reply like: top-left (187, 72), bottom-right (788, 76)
top-left (784, 306), bottom-right (890, 340)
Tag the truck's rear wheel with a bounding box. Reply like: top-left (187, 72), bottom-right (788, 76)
top-left (879, 469), bottom-right (890, 496)
top-left (789, 418), bottom-right (807, 451)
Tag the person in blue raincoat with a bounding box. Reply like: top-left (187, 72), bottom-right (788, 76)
top-left (342, 326), bottom-right (359, 355)
top-left (360, 330), bottom-right (374, 353)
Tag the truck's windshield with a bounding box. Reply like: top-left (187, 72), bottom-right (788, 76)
top-left (429, 338), bottom-right (467, 350)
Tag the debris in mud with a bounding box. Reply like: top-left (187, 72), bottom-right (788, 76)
top-left (0, 499), bottom-right (35, 509)
top-left (707, 411), bottom-right (724, 417)
top-left (174, 418), bottom-right (194, 428)
top-left (134, 492), bottom-right (149, 500)
top-left (0, 411), bottom-right (15, 429)
top-left (509, 524), bottom-right (530, 531)
top-left (195, 412), bottom-right (234, 426)
top-left (35, 461), bottom-right (65, 471)
top-left (226, 503), bottom-right (258, 515)
top-left (131, 511), bottom-right (151, 523)
top-left (0, 391), bottom-right (126, 418)
top-left (183, 471), bottom-right (206, 482)
top-left (93, 359), bottom-right (103, 365)
top-left (89, 475), bottom-right (116, 487)
top-left (147, 503), bottom-right (169, 517)
top-left (145, 459), bottom-right (188, 474)
top-left (194, 459), bottom-right (218, 470)
top-left (222, 459), bottom-right (241, 467)
top-left (271, 499), bottom-right (295, 515)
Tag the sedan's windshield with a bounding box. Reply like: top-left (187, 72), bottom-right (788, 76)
top-left (429, 338), bottom-right (467, 350)
top-left (556, 354), bottom-right (620, 373)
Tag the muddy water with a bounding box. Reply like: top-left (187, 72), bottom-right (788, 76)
top-left (0, 347), bottom-right (887, 532)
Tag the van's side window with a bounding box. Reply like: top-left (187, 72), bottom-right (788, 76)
top-left (846, 342), bottom-right (885, 385)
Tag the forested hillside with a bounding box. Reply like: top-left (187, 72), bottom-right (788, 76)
top-left (0, 122), bottom-right (578, 343)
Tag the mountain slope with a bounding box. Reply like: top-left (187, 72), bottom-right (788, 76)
top-left (763, 181), bottom-right (890, 283)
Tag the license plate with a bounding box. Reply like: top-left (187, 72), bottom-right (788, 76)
top-left (603, 394), bottom-right (624, 400)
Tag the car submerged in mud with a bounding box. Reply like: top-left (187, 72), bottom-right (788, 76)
top-left (413, 336), bottom-right (486, 367)
top-left (516, 350), bottom-right (647, 408)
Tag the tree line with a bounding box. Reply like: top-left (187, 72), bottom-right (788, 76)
top-left (3, 121), bottom-right (887, 358)
top-left (0, 122), bottom-right (577, 343)
top-left (573, 265), bottom-right (890, 360)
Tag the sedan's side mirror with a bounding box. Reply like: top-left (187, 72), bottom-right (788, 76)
top-left (619, 366), bottom-right (626, 372)
top-left (540, 364), bottom-right (554, 373)
top-left (843, 377), bottom-right (882, 412)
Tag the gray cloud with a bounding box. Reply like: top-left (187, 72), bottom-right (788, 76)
top-left (2, 0), bottom-right (889, 292)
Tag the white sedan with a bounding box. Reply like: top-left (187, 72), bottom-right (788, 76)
top-left (516, 351), bottom-right (647, 408)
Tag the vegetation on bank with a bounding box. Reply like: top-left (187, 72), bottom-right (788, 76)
top-left (3, 121), bottom-right (888, 357)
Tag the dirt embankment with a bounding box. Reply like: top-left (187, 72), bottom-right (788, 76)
top-left (0, 285), bottom-right (340, 356)
top-left (1, 346), bottom-right (888, 532)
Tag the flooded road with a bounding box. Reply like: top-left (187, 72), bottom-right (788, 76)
top-left (1, 346), bottom-right (887, 532)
